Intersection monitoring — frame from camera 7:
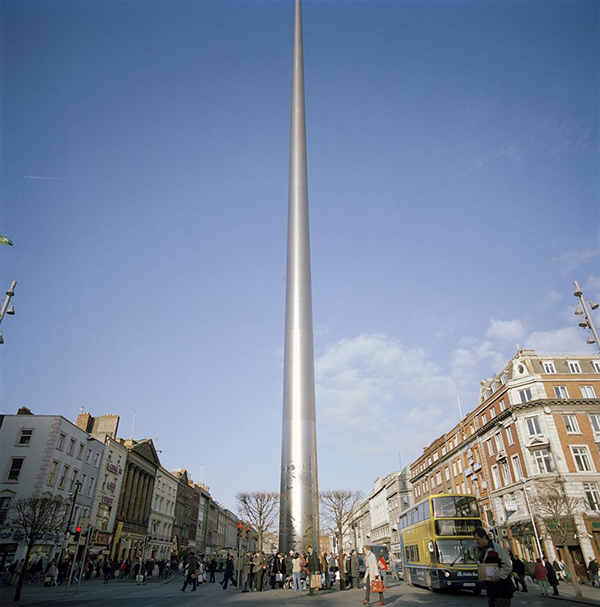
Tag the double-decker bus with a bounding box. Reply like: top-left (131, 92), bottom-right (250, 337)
top-left (399, 493), bottom-right (484, 593)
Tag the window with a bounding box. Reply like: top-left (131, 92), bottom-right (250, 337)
top-left (543, 361), bottom-right (556, 374)
top-left (554, 386), bottom-right (569, 399)
top-left (441, 446), bottom-right (446, 456)
top-left (81, 473), bottom-right (87, 494)
top-left (506, 425), bottom-right (515, 445)
top-left (526, 416), bottom-right (542, 436)
top-left (482, 414), bottom-right (487, 424)
top-left (593, 361), bottom-right (600, 373)
top-left (6, 458), bottom-right (24, 482)
top-left (57, 433), bottom-right (66, 451)
top-left (581, 385), bottom-right (596, 398)
top-left (445, 467), bottom-right (450, 481)
top-left (108, 450), bottom-right (113, 460)
top-left (85, 449), bottom-right (92, 463)
top-left (88, 477), bottom-right (95, 497)
top-left (102, 474), bottom-right (108, 490)
top-left (501, 461), bottom-right (512, 484)
top-left (17, 429), bottom-right (34, 446)
top-left (568, 361), bottom-right (582, 374)
top-left (487, 439), bottom-right (494, 456)
top-left (491, 465), bottom-right (501, 489)
top-left (436, 471), bottom-right (442, 485)
top-left (591, 414), bottom-right (600, 433)
top-left (59, 465), bottom-right (70, 489)
top-left (533, 449), bottom-right (552, 474)
top-left (70, 469), bottom-right (79, 491)
top-left (491, 407), bottom-right (496, 418)
top-left (511, 455), bottom-right (523, 480)
top-left (495, 433), bottom-right (504, 452)
top-left (500, 374), bottom-right (507, 385)
top-left (563, 414), bottom-right (581, 434)
top-left (452, 462), bottom-right (457, 476)
top-left (77, 443), bottom-right (85, 460)
top-left (68, 438), bottom-right (76, 455)
top-left (93, 452), bottom-right (100, 467)
top-left (117, 455), bottom-right (122, 465)
top-left (583, 483), bottom-right (600, 510)
top-left (0, 496), bottom-right (12, 525)
top-left (433, 453), bottom-right (439, 462)
top-left (499, 400), bottom-right (506, 411)
top-left (457, 458), bottom-right (463, 473)
top-left (571, 446), bottom-right (593, 472)
top-left (519, 388), bottom-right (533, 403)
top-left (47, 460), bottom-right (59, 485)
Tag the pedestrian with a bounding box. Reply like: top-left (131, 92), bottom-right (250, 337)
top-left (292, 553), bottom-right (302, 591)
top-left (473, 526), bottom-right (514, 607)
top-left (553, 558), bottom-right (565, 581)
top-left (350, 550), bottom-right (360, 589)
top-left (544, 557), bottom-right (559, 596)
top-left (510, 553), bottom-right (527, 592)
top-left (46, 561), bottom-right (57, 587)
top-left (241, 551), bottom-right (252, 592)
top-left (320, 552), bottom-right (329, 589)
top-left (103, 561), bottom-right (112, 584)
top-left (588, 557), bottom-right (599, 587)
top-left (208, 557), bottom-right (217, 583)
top-left (306, 545), bottom-right (320, 597)
top-left (361, 545), bottom-right (384, 606)
top-left (253, 551), bottom-right (265, 591)
top-left (221, 554), bottom-right (236, 590)
top-left (180, 553), bottom-right (199, 592)
top-left (533, 558), bottom-right (549, 595)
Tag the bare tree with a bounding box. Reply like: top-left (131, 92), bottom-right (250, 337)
top-left (531, 481), bottom-right (583, 598)
top-left (11, 496), bottom-right (63, 601)
top-left (235, 492), bottom-right (279, 551)
top-left (320, 490), bottom-right (363, 589)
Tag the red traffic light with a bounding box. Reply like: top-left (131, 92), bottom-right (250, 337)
top-left (75, 526), bottom-right (81, 533)
top-left (237, 523), bottom-right (243, 529)
top-left (246, 526), bottom-right (251, 532)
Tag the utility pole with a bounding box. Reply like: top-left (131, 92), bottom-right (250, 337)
top-left (573, 280), bottom-right (600, 351)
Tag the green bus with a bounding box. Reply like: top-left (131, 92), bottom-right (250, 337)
top-left (399, 493), bottom-right (484, 593)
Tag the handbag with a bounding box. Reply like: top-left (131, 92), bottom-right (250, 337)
top-left (371, 577), bottom-right (385, 593)
top-left (310, 573), bottom-right (322, 589)
top-left (276, 572), bottom-right (283, 582)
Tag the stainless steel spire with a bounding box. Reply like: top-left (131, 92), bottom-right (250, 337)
top-left (279, 0), bottom-right (319, 554)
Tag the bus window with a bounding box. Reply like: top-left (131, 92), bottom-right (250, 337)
top-left (434, 519), bottom-right (480, 536)
top-left (433, 495), bottom-right (478, 518)
top-left (435, 539), bottom-right (478, 565)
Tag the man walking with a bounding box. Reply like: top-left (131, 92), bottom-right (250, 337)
top-left (510, 553), bottom-right (527, 592)
top-left (221, 555), bottom-right (236, 590)
top-left (362, 545), bottom-right (384, 606)
top-left (350, 550), bottom-right (360, 589)
top-left (306, 546), bottom-right (320, 596)
top-left (473, 527), bottom-right (514, 607)
top-left (180, 553), bottom-right (199, 593)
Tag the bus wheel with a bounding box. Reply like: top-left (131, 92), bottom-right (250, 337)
top-left (473, 588), bottom-right (482, 596)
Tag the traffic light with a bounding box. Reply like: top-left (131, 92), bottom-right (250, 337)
top-left (237, 523), bottom-right (243, 538)
top-left (74, 526), bottom-right (81, 542)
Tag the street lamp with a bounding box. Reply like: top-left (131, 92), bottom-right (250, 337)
top-left (0, 280), bottom-right (17, 344)
top-left (521, 480), bottom-right (543, 558)
top-left (573, 280), bottom-right (600, 351)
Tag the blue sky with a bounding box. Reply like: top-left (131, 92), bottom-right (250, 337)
top-left (1, 0), bottom-right (598, 513)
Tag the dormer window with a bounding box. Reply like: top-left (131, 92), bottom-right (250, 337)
top-left (568, 361), bottom-right (582, 374)
top-left (542, 361), bottom-right (556, 374)
top-left (500, 374), bottom-right (507, 385)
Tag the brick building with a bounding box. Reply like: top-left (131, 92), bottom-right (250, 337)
top-left (409, 349), bottom-right (600, 566)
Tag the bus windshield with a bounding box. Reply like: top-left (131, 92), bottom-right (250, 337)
top-left (436, 539), bottom-right (479, 565)
top-left (432, 496), bottom-right (479, 518)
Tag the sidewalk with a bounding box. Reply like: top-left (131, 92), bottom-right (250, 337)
top-left (522, 580), bottom-right (600, 606)
top-left (0, 572), bottom-right (174, 607)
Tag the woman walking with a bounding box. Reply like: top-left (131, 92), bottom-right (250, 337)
top-left (534, 558), bottom-right (550, 595)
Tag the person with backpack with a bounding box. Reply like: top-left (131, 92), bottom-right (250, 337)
top-left (473, 527), bottom-right (514, 607)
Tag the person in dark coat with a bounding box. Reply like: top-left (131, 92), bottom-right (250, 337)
top-left (350, 550), bottom-right (360, 589)
top-left (510, 553), bottom-right (527, 592)
top-left (208, 558), bottom-right (217, 583)
top-left (305, 546), bottom-right (320, 596)
top-left (545, 558), bottom-right (559, 596)
top-left (221, 555), bottom-right (236, 590)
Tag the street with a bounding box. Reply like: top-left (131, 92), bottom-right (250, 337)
top-left (2, 576), bottom-right (598, 607)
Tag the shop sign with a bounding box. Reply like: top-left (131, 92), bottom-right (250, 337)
top-left (107, 482), bottom-right (117, 490)
top-left (102, 496), bottom-right (114, 506)
top-left (92, 530), bottom-right (111, 546)
top-left (107, 462), bottom-right (123, 474)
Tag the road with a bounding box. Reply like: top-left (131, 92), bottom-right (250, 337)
top-left (2, 576), bottom-right (598, 607)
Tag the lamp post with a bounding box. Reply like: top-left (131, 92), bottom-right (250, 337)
top-left (522, 480), bottom-right (543, 558)
top-left (573, 280), bottom-right (600, 351)
top-left (0, 280), bottom-right (17, 344)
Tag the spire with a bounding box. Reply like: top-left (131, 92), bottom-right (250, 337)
top-left (279, 0), bottom-right (320, 554)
